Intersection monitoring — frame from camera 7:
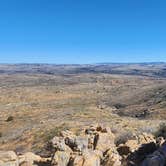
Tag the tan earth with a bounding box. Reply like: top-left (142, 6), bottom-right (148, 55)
top-left (0, 64), bottom-right (166, 165)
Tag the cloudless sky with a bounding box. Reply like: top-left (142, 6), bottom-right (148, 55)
top-left (0, 0), bottom-right (165, 64)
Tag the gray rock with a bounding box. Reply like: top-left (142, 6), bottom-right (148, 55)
top-left (51, 136), bottom-right (72, 152)
top-left (74, 136), bottom-right (89, 152)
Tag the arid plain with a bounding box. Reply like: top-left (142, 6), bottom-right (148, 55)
top-left (0, 63), bottom-right (166, 155)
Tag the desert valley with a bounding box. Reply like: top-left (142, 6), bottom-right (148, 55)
top-left (0, 63), bottom-right (166, 165)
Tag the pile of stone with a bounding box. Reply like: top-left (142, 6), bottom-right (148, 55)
top-left (0, 124), bottom-right (166, 166)
top-left (50, 124), bottom-right (121, 166)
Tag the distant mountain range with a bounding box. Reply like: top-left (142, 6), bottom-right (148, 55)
top-left (0, 62), bottom-right (166, 78)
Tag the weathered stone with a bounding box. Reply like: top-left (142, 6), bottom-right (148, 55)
top-left (19, 152), bottom-right (42, 166)
top-left (1, 125), bottom-right (160, 166)
top-left (87, 135), bottom-right (95, 149)
top-left (94, 132), bottom-right (114, 152)
top-left (51, 151), bottom-right (70, 166)
top-left (64, 135), bottom-right (88, 153)
top-left (82, 149), bottom-right (100, 166)
top-left (0, 151), bottom-right (19, 166)
top-left (51, 136), bottom-right (72, 152)
top-left (103, 147), bottom-right (121, 166)
top-left (120, 133), bottom-right (156, 154)
top-left (71, 155), bottom-right (84, 166)
top-left (74, 136), bottom-right (89, 152)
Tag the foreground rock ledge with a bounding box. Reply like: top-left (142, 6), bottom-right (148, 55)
top-left (0, 124), bottom-right (165, 166)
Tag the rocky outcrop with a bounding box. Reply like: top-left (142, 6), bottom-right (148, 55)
top-left (117, 133), bottom-right (156, 156)
top-left (0, 151), bottom-right (19, 166)
top-left (51, 151), bottom-right (70, 166)
top-left (102, 147), bottom-right (121, 166)
top-left (1, 124), bottom-right (166, 166)
top-left (49, 124), bottom-right (120, 166)
top-left (0, 151), bottom-right (50, 166)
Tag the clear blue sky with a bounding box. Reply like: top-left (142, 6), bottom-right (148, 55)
top-left (0, 0), bottom-right (165, 64)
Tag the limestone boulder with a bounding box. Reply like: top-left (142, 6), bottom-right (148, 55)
top-left (51, 136), bottom-right (72, 152)
top-left (74, 136), bottom-right (89, 152)
top-left (71, 155), bottom-right (84, 166)
top-left (0, 151), bottom-right (19, 166)
top-left (94, 132), bottom-right (114, 153)
top-left (51, 151), bottom-right (71, 166)
top-left (18, 152), bottom-right (43, 166)
top-left (82, 150), bottom-right (100, 166)
top-left (103, 147), bottom-right (121, 166)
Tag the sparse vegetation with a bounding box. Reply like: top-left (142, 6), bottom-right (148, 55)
top-left (35, 123), bottom-right (69, 143)
top-left (0, 64), bottom-right (166, 153)
top-left (154, 123), bottom-right (166, 138)
top-left (115, 131), bottom-right (134, 146)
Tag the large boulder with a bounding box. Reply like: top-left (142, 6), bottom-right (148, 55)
top-left (18, 152), bottom-right (44, 166)
top-left (70, 155), bottom-right (84, 166)
top-left (82, 149), bottom-right (100, 166)
top-left (85, 124), bottom-right (115, 153)
top-left (94, 132), bottom-right (115, 153)
top-left (73, 136), bottom-right (89, 152)
top-left (51, 151), bottom-right (71, 166)
top-left (64, 135), bottom-right (89, 153)
top-left (69, 150), bottom-right (101, 166)
top-left (60, 130), bottom-right (89, 153)
top-left (51, 136), bottom-right (72, 152)
top-left (0, 151), bottom-right (19, 166)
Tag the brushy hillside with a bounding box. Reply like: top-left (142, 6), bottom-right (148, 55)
top-left (0, 63), bottom-right (166, 154)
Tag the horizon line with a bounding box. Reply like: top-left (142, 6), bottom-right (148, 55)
top-left (0, 61), bottom-right (165, 65)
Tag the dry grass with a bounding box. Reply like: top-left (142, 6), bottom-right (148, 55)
top-left (0, 71), bottom-right (166, 152)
